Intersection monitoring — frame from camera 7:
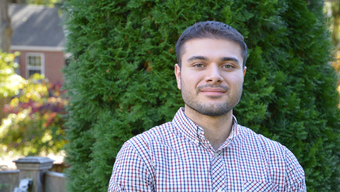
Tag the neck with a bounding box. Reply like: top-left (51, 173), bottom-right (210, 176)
top-left (184, 105), bottom-right (233, 150)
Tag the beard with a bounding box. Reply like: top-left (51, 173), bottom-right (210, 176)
top-left (181, 84), bottom-right (243, 116)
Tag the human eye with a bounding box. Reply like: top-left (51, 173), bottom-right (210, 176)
top-left (222, 64), bottom-right (234, 69)
top-left (193, 63), bottom-right (205, 68)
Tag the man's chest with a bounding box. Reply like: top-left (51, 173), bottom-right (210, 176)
top-left (149, 142), bottom-right (284, 191)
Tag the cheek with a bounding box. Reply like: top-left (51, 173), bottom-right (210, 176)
top-left (224, 74), bottom-right (244, 86)
top-left (182, 72), bottom-right (202, 87)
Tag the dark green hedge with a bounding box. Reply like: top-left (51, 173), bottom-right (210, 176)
top-left (62, 0), bottom-right (340, 191)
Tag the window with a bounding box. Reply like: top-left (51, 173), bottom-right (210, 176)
top-left (14, 56), bottom-right (20, 75)
top-left (26, 53), bottom-right (44, 78)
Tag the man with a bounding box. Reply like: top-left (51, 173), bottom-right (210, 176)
top-left (108, 21), bottom-right (306, 191)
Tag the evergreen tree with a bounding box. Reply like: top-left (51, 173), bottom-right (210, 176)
top-left (62, 0), bottom-right (340, 191)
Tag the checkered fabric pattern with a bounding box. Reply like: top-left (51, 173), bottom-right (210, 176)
top-left (109, 108), bottom-right (306, 192)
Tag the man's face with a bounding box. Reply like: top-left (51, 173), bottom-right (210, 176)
top-left (175, 38), bottom-right (247, 116)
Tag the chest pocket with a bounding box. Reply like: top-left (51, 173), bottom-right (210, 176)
top-left (242, 181), bottom-right (278, 192)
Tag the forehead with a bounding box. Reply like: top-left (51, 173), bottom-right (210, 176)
top-left (181, 38), bottom-right (243, 62)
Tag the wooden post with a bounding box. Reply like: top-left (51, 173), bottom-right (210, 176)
top-left (13, 156), bottom-right (54, 192)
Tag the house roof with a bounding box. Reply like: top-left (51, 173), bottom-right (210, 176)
top-left (9, 4), bottom-right (65, 48)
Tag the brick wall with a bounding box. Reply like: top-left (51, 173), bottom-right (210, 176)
top-left (12, 49), bottom-right (65, 84)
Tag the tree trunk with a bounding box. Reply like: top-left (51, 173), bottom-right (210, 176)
top-left (332, 0), bottom-right (340, 50)
top-left (0, 0), bottom-right (12, 120)
top-left (0, 0), bottom-right (13, 53)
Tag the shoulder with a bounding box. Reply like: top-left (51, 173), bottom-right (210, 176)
top-left (119, 121), bottom-right (176, 159)
top-left (238, 125), bottom-right (291, 156)
top-left (109, 124), bottom-right (174, 191)
top-left (112, 122), bottom-right (175, 179)
top-left (238, 125), bottom-right (306, 190)
top-left (112, 122), bottom-right (175, 171)
top-left (239, 125), bottom-right (303, 165)
top-left (128, 121), bottom-right (175, 147)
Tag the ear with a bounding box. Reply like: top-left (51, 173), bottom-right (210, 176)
top-left (174, 64), bottom-right (181, 90)
top-left (243, 66), bottom-right (247, 76)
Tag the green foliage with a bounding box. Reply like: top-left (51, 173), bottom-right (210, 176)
top-left (26, 0), bottom-right (63, 6)
top-left (62, 0), bottom-right (340, 191)
top-left (0, 183), bottom-right (9, 190)
top-left (0, 51), bottom-right (24, 98)
top-left (0, 74), bottom-right (67, 156)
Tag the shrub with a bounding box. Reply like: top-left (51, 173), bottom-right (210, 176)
top-left (62, 0), bottom-right (340, 191)
top-left (0, 51), bottom-right (23, 98)
top-left (0, 74), bottom-right (67, 156)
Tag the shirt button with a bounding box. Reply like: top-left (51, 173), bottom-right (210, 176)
top-left (214, 153), bottom-right (219, 157)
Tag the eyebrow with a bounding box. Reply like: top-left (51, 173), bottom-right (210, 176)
top-left (221, 57), bottom-right (240, 65)
top-left (187, 56), bottom-right (208, 62)
top-left (187, 56), bottom-right (240, 65)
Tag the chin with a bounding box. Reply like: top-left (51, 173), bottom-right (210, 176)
top-left (187, 103), bottom-right (233, 117)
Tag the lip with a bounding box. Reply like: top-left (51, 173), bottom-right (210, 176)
top-left (199, 87), bottom-right (227, 96)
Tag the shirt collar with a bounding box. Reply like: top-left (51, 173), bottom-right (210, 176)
top-left (172, 107), bottom-right (240, 150)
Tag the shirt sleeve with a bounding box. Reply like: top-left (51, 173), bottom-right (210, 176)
top-left (108, 141), bottom-right (154, 192)
top-left (285, 148), bottom-right (307, 192)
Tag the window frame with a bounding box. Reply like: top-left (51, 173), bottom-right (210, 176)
top-left (26, 52), bottom-right (45, 78)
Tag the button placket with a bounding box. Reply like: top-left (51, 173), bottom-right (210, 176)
top-left (211, 149), bottom-right (226, 191)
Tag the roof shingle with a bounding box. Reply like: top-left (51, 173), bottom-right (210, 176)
top-left (9, 4), bottom-right (65, 47)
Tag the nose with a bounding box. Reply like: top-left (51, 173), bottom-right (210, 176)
top-left (205, 64), bottom-right (223, 84)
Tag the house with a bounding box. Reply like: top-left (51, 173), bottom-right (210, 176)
top-left (9, 4), bottom-right (66, 84)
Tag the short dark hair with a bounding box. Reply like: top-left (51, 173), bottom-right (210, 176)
top-left (175, 21), bottom-right (248, 68)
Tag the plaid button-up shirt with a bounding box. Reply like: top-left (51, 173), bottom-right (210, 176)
top-left (109, 108), bottom-right (306, 191)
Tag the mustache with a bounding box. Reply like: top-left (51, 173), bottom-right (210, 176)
top-left (197, 84), bottom-right (229, 92)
